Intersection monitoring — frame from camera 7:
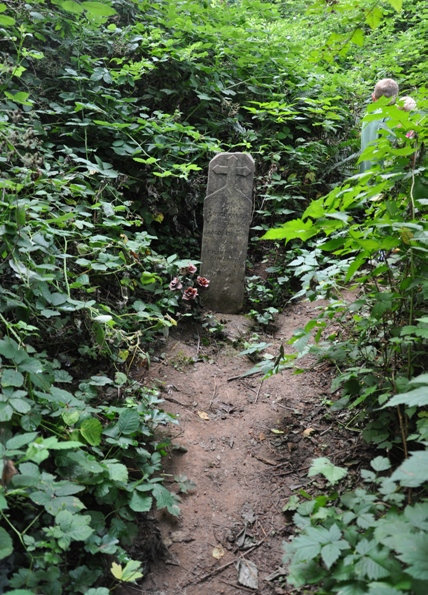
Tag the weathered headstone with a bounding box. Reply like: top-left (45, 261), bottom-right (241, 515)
top-left (200, 152), bottom-right (254, 313)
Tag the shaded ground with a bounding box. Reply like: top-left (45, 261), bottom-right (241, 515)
top-left (123, 299), bottom-right (369, 594)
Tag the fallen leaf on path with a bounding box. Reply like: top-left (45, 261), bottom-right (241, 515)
top-left (258, 432), bottom-right (266, 441)
top-left (303, 427), bottom-right (315, 437)
top-left (237, 558), bottom-right (258, 590)
top-left (197, 411), bottom-right (209, 420)
top-left (212, 545), bottom-right (225, 560)
top-left (270, 428), bottom-right (284, 434)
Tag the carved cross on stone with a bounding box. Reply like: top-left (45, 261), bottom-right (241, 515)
top-left (200, 152), bottom-right (255, 313)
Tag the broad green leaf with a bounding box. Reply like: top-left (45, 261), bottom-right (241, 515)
top-left (290, 534), bottom-right (322, 562)
top-left (129, 492), bottom-right (152, 512)
top-left (262, 218), bottom-right (317, 243)
top-left (0, 527), bottom-right (13, 560)
top-left (382, 387), bottom-right (428, 408)
top-left (354, 556), bottom-right (390, 580)
top-left (0, 403), bottom-right (13, 422)
top-left (1, 369), bottom-right (24, 388)
top-left (4, 91), bottom-right (32, 105)
top-left (370, 456), bottom-right (391, 472)
top-left (321, 542), bottom-right (341, 569)
top-left (308, 457), bottom-right (347, 485)
top-left (120, 559), bottom-right (144, 582)
top-left (6, 432), bottom-right (38, 450)
top-left (82, 2), bottom-right (116, 18)
top-left (396, 533), bottom-right (428, 579)
top-left (59, 0), bottom-right (83, 14)
top-left (80, 417), bottom-right (102, 446)
top-left (0, 14), bottom-right (15, 26)
top-left (62, 410), bottom-right (80, 426)
top-left (106, 461), bottom-right (128, 483)
top-left (351, 28), bottom-right (364, 47)
top-left (117, 409), bottom-right (140, 435)
top-left (387, 0), bottom-right (402, 11)
top-left (390, 451), bottom-right (428, 487)
top-left (366, 7), bottom-right (383, 30)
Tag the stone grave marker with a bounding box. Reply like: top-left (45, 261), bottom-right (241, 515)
top-left (200, 152), bottom-right (255, 313)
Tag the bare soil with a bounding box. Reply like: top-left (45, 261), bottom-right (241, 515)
top-left (122, 299), bottom-right (368, 595)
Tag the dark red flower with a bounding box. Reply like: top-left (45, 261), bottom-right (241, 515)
top-left (169, 277), bottom-right (182, 290)
top-left (196, 276), bottom-right (210, 288)
top-left (182, 287), bottom-right (198, 301)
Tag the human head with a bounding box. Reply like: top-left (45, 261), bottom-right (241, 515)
top-left (398, 95), bottom-right (417, 112)
top-left (372, 78), bottom-right (399, 101)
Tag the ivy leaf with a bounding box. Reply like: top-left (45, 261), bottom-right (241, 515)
top-left (0, 527), bottom-right (13, 560)
top-left (308, 457), bottom-right (348, 485)
top-left (80, 418), bottom-right (103, 446)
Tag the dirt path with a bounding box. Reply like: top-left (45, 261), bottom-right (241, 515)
top-left (125, 300), bottom-right (362, 594)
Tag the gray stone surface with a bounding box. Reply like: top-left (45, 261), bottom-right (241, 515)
top-left (200, 152), bottom-right (254, 313)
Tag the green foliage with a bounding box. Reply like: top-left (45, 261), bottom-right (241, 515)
top-left (284, 457), bottom-right (428, 594)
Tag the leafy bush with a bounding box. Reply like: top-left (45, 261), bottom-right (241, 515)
top-left (283, 455), bottom-right (428, 594)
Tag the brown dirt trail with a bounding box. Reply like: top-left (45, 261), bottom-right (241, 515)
top-left (122, 300), bottom-right (362, 594)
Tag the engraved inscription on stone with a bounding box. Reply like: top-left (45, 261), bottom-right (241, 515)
top-left (200, 152), bottom-right (255, 313)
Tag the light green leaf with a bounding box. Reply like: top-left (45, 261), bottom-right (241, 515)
top-left (321, 542), bottom-right (341, 569)
top-left (0, 527), bottom-right (13, 560)
top-left (262, 218), bottom-right (317, 242)
top-left (308, 457), bottom-right (347, 485)
top-left (391, 451), bottom-right (428, 487)
top-left (59, 0), bottom-right (83, 14)
top-left (1, 369), bottom-right (24, 388)
top-left (351, 28), bottom-right (364, 47)
top-left (4, 91), bottom-right (32, 105)
top-left (6, 432), bottom-right (38, 450)
top-left (106, 461), bottom-right (128, 483)
top-left (0, 14), bottom-right (15, 26)
top-left (370, 456), bottom-right (391, 472)
top-left (382, 387), bottom-right (428, 408)
top-left (129, 492), bottom-right (152, 512)
top-left (82, 1), bottom-right (116, 18)
top-left (366, 6), bottom-right (383, 30)
top-left (396, 533), bottom-right (428, 579)
top-left (387, 0), bottom-right (402, 12)
top-left (355, 556), bottom-right (390, 580)
top-left (80, 417), bottom-right (102, 446)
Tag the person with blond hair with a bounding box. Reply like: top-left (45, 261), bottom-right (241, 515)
top-left (360, 78), bottom-right (399, 172)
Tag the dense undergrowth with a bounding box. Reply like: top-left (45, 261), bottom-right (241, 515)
top-left (0, 0), bottom-right (427, 592)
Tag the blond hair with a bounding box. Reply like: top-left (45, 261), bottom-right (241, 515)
top-left (373, 78), bottom-right (399, 99)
